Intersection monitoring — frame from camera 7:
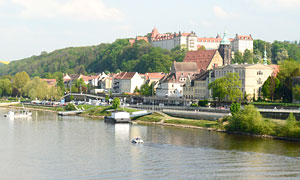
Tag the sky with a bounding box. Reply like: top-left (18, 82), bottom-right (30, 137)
top-left (0, 0), bottom-right (299, 61)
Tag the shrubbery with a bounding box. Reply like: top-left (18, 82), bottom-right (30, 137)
top-left (65, 103), bottom-right (76, 111)
top-left (198, 100), bottom-right (208, 107)
top-left (279, 113), bottom-right (300, 138)
top-left (226, 105), bottom-right (275, 135)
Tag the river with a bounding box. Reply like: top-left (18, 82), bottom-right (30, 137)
top-left (1, 108), bottom-right (300, 180)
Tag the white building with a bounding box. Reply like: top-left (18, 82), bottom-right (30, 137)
top-left (213, 63), bottom-right (274, 99)
top-left (148, 28), bottom-right (253, 53)
top-left (156, 62), bottom-right (199, 98)
top-left (231, 34), bottom-right (253, 53)
top-left (150, 27), bottom-right (198, 51)
top-left (112, 72), bottom-right (144, 94)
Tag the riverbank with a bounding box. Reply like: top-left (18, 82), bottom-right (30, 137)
top-left (5, 104), bottom-right (300, 142)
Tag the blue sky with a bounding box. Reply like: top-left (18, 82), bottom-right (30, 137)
top-left (0, 0), bottom-right (299, 61)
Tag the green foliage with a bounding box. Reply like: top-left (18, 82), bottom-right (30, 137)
top-left (164, 119), bottom-right (219, 128)
top-left (198, 100), bottom-right (208, 107)
top-left (230, 102), bottom-right (241, 115)
top-left (105, 95), bottom-right (109, 102)
top-left (190, 103), bottom-right (198, 107)
top-left (65, 103), bottom-right (76, 111)
top-left (232, 51), bottom-right (243, 64)
top-left (293, 85), bottom-right (300, 101)
top-left (0, 79), bottom-right (12, 96)
top-left (112, 97), bottom-right (120, 109)
top-left (243, 49), bottom-right (254, 64)
top-left (23, 77), bottom-right (62, 100)
top-left (226, 105), bottom-right (275, 135)
top-left (209, 72), bottom-right (242, 102)
top-left (261, 76), bottom-right (280, 101)
top-left (0, 38), bottom-right (186, 77)
top-left (279, 113), bottom-right (300, 138)
top-left (70, 95), bottom-right (74, 101)
top-left (276, 60), bottom-right (300, 102)
top-left (13, 71), bottom-right (30, 96)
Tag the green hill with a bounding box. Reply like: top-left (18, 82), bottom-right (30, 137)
top-left (0, 39), bottom-right (186, 77)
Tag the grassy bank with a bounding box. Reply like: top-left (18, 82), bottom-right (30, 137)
top-left (164, 119), bottom-right (220, 129)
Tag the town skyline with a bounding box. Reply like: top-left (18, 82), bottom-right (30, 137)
top-left (0, 0), bottom-right (300, 61)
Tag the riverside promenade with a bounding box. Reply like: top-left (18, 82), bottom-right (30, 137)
top-left (130, 105), bottom-right (300, 120)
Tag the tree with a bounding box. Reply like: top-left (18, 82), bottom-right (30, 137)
top-left (293, 85), bottom-right (300, 101)
top-left (24, 77), bottom-right (49, 100)
top-left (230, 102), bottom-right (241, 115)
top-left (243, 49), bottom-right (254, 64)
top-left (0, 79), bottom-right (12, 96)
top-left (232, 51), bottom-right (243, 64)
top-left (261, 76), bottom-right (280, 101)
top-left (209, 72), bottom-right (242, 102)
top-left (105, 95), bottom-right (109, 102)
top-left (13, 71), bottom-right (30, 97)
top-left (112, 98), bottom-right (120, 109)
top-left (57, 73), bottom-right (65, 94)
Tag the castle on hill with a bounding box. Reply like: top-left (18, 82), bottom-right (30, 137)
top-left (131, 27), bottom-right (253, 54)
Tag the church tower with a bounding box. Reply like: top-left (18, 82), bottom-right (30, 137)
top-left (218, 31), bottom-right (232, 65)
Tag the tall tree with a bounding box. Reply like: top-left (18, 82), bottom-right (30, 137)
top-left (209, 72), bottom-right (242, 102)
top-left (13, 71), bottom-right (30, 97)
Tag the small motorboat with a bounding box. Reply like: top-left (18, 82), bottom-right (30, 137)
top-left (131, 137), bottom-right (144, 144)
top-left (4, 110), bottom-right (32, 118)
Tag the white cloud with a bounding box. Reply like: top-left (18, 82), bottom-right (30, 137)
top-left (213, 6), bottom-right (229, 19)
top-left (256, 0), bottom-right (300, 9)
top-left (0, 0), bottom-right (6, 6)
top-left (11, 0), bottom-right (124, 21)
top-left (213, 6), bottom-right (239, 19)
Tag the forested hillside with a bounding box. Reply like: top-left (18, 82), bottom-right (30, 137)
top-left (0, 39), bottom-right (186, 77)
top-left (0, 38), bottom-right (299, 77)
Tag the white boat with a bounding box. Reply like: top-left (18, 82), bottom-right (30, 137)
top-left (4, 110), bottom-right (32, 118)
top-left (131, 137), bottom-right (144, 144)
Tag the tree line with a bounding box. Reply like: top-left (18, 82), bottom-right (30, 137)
top-left (0, 72), bottom-right (64, 100)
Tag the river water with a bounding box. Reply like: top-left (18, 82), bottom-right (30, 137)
top-left (1, 109), bottom-right (300, 180)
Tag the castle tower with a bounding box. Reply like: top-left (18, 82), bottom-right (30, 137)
top-left (263, 45), bottom-right (268, 65)
top-left (218, 30), bottom-right (232, 65)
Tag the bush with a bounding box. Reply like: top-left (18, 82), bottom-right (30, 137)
top-left (226, 105), bottom-right (275, 135)
top-left (65, 103), bottom-right (76, 111)
top-left (279, 113), bottom-right (300, 138)
top-left (198, 100), bottom-right (208, 107)
top-left (112, 98), bottom-right (120, 109)
top-left (190, 103), bottom-right (198, 107)
top-left (230, 102), bottom-right (241, 115)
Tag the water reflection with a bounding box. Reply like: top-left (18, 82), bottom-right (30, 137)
top-left (1, 108), bottom-right (300, 180)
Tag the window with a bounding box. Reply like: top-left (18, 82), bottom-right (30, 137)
top-left (257, 70), bottom-right (263, 75)
top-left (257, 78), bottom-right (263, 84)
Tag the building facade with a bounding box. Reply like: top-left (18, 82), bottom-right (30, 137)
top-left (112, 72), bottom-right (144, 94)
top-left (156, 62), bottom-right (199, 98)
top-left (213, 64), bottom-right (274, 99)
top-left (146, 27), bottom-right (253, 53)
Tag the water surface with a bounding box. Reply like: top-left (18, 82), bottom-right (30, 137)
top-left (1, 108), bottom-right (300, 180)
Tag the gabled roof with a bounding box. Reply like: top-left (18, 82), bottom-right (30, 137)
top-left (235, 34), bottom-right (253, 40)
top-left (145, 72), bottom-right (165, 80)
top-left (114, 72), bottom-right (137, 80)
top-left (183, 50), bottom-right (218, 70)
top-left (173, 62), bottom-right (199, 73)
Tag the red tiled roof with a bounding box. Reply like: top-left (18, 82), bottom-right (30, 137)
top-left (145, 72), bottom-right (165, 80)
top-left (236, 34), bottom-right (253, 40)
top-left (197, 37), bottom-right (221, 42)
top-left (151, 27), bottom-right (159, 38)
top-left (114, 72), bottom-right (137, 80)
top-left (173, 62), bottom-right (199, 72)
top-left (183, 50), bottom-right (217, 71)
top-left (136, 36), bottom-right (148, 42)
